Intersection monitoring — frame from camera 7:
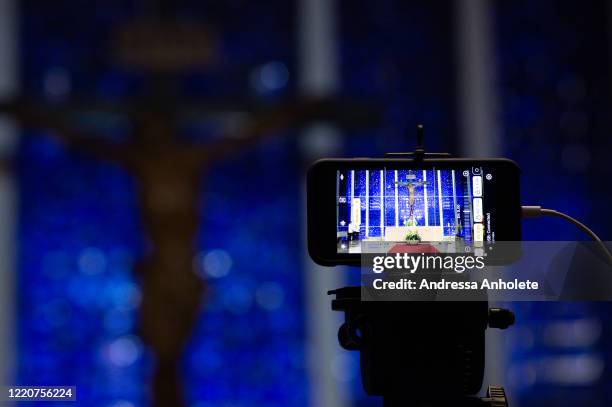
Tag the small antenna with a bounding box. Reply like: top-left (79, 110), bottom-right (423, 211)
top-left (384, 123), bottom-right (451, 159)
top-left (416, 124), bottom-right (424, 148)
top-left (414, 124), bottom-right (425, 160)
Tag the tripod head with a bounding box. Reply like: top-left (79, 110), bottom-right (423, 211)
top-left (329, 287), bottom-right (512, 407)
top-left (328, 126), bottom-right (514, 407)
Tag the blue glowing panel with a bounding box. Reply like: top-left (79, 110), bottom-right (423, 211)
top-left (368, 170), bottom-right (382, 237)
top-left (438, 170), bottom-right (453, 236)
top-left (411, 178), bottom-right (426, 227)
top-left (424, 169), bottom-right (438, 227)
top-left (384, 170), bottom-right (397, 227)
top-left (396, 169), bottom-right (410, 226)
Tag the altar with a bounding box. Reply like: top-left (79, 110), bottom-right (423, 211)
top-left (383, 226), bottom-right (444, 242)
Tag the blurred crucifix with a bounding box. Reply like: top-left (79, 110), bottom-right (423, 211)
top-left (2, 96), bottom-right (371, 405)
top-left (0, 3), bottom-right (378, 405)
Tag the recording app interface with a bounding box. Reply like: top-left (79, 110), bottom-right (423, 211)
top-left (336, 167), bottom-right (495, 253)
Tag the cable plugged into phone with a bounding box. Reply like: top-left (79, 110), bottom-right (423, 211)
top-left (521, 205), bottom-right (612, 266)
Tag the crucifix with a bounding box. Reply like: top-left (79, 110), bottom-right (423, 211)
top-left (1, 95), bottom-right (375, 405)
top-left (0, 4), bottom-right (379, 404)
top-left (394, 170), bottom-right (428, 226)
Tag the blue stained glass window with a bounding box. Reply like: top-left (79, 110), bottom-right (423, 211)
top-left (439, 170), bottom-right (456, 236)
top-left (423, 169), bottom-right (436, 227)
top-left (17, 136), bottom-right (148, 404)
top-left (396, 170), bottom-right (409, 226)
top-left (17, 1), bottom-right (307, 406)
top-left (368, 170), bottom-right (382, 237)
top-left (353, 170), bottom-right (367, 239)
top-left (384, 169), bottom-right (397, 227)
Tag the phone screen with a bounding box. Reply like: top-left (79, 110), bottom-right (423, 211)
top-left (336, 166), bottom-right (494, 253)
top-left (307, 158), bottom-right (520, 266)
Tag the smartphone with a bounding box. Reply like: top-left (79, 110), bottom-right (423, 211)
top-left (307, 158), bottom-right (521, 266)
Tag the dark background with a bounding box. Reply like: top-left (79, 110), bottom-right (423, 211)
top-left (4, 0), bottom-right (612, 406)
